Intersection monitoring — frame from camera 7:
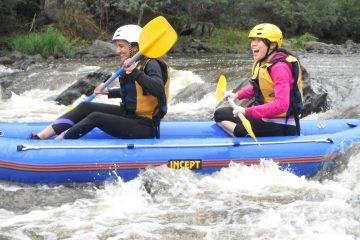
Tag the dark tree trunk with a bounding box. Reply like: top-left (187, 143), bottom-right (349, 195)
top-left (42, 0), bottom-right (65, 22)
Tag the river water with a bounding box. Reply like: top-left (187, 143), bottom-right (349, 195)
top-left (0, 53), bottom-right (360, 239)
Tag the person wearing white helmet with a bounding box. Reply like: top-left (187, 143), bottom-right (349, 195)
top-left (214, 23), bottom-right (304, 137)
top-left (32, 24), bottom-right (170, 140)
top-left (111, 24), bottom-right (142, 64)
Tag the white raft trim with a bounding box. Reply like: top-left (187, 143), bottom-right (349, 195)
top-left (17, 138), bottom-right (333, 151)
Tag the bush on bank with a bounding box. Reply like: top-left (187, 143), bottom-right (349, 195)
top-left (11, 26), bottom-right (77, 58)
top-left (205, 28), bottom-right (318, 53)
top-left (9, 25), bottom-right (318, 58)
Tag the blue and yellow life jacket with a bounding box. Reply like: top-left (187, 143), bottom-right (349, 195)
top-left (120, 58), bottom-right (170, 137)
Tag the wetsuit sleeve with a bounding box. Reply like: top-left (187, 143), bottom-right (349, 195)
top-left (125, 59), bottom-right (165, 97)
top-left (108, 88), bottom-right (122, 98)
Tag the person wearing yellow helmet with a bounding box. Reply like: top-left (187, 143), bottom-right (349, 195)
top-left (248, 23), bottom-right (283, 62)
top-left (32, 24), bottom-right (170, 140)
top-left (214, 23), bottom-right (304, 137)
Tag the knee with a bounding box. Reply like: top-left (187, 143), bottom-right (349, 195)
top-left (214, 109), bottom-right (222, 122)
top-left (76, 101), bottom-right (93, 111)
top-left (214, 107), bottom-right (230, 122)
top-left (87, 112), bottom-right (103, 124)
top-left (233, 123), bottom-right (247, 137)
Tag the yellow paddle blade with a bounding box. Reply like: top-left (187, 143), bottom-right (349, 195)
top-left (217, 74), bottom-right (259, 145)
top-left (239, 114), bottom-right (259, 144)
top-left (216, 74), bottom-right (227, 101)
top-left (139, 16), bottom-right (178, 58)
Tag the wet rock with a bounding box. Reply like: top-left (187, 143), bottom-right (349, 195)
top-left (0, 79), bottom-right (12, 99)
top-left (10, 54), bottom-right (44, 70)
top-left (170, 83), bottom-right (208, 104)
top-left (55, 70), bottom-right (111, 105)
top-left (9, 51), bottom-right (28, 61)
top-left (75, 40), bottom-right (117, 59)
top-left (0, 52), bottom-right (27, 65)
top-left (304, 40), bottom-right (360, 54)
top-left (343, 39), bottom-right (360, 53)
top-left (172, 38), bottom-right (213, 54)
top-left (304, 41), bottom-right (333, 54)
top-left (301, 67), bottom-right (329, 116)
top-left (13, 58), bottom-right (36, 71)
top-left (0, 57), bottom-right (13, 65)
top-left (301, 85), bottom-right (328, 116)
top-left (180, 22), bottom-right (215, 37)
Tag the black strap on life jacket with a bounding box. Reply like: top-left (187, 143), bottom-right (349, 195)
top-left (251, 56), bottom-right (302, 135)
top-left (288, 89), bottom-right (301, 135)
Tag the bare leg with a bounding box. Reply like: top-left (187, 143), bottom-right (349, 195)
top-left (217, 121), bottom-right (236, 137)
top-left (37, 125), bottom-right (56, 139)
top-left (55, 134), bottom-right (64, 140)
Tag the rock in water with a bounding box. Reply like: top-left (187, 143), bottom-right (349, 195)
top-left (55, 70), bottom-right (111, 105)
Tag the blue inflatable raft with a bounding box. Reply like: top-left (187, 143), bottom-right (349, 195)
top-left (0, 119), bottom-right (359, 184)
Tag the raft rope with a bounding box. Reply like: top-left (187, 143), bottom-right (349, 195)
top-left (17, 138), bottom-right (333, 151)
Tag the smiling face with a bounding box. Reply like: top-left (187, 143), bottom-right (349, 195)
top-left (250, 37), bottom-right (277, 62)
top-left (250, 37), bottom-right (269, 61)
top-left (115, 40), bottom-right (132, 63)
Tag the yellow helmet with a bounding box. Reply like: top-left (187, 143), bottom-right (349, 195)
top-left (248, 23), bottom-right (283, 48)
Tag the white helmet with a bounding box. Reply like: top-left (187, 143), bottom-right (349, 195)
top-left (112, 24), bottom-right (142, 43)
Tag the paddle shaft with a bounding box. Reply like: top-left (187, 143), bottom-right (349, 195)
top-left (227, 97), bottom-right (245, 118)
top-left (17, 138), bottom-right (333, 151)
top-left (85, 52), bottom-right (142, 102)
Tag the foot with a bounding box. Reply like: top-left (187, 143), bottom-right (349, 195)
top-left (29, 133), bottom-right (41, 140)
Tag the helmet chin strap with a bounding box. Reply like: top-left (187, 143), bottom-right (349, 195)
top-left (129, 42), bottom-right (140, 58)
top-left (259, 40), bottom-right (277, 63)
top-left (129, 42), bottom-right (134, 57)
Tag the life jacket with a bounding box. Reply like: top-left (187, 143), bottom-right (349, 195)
top-left (120, 58), bottom-right (170, 138)
top-left (250, 53), bottom-right (304, 135)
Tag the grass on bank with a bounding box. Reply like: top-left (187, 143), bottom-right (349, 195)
top-left (11, 26), bottom-right (82, 58)
top-left (284, 32), bottom-right (318, 50)
top-left (10, 25), bottom-right (318, 58)
top-left (207, 28), bottom-right (249, 52)
top-left (204, 28), bottom-right (318, 53)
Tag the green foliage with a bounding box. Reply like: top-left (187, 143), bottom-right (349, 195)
top-left (12, 26), bottom-right (75, 58)
top-left (14, 0), bottom-right (39, 21)
top-left (207, 28), bottom-right (249, 53)
top-left (3, 0), bottom-right (360, 47)
top-left (0, 36), bottom-right (12, 55)
top-left (334, 0), bottom-right (360, 41)
top-left (205, 29), bottom-right (318, 52)
top-left (284, 33), bottom-right (318, 50)
top-left (48, 0), bottom-right (360, 44)
top-left (0, 0), bottom-right (18, 34)
top-left (0, 0), bottom-right (39, 34)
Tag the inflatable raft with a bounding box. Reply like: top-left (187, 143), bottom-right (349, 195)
top-left (0, 119), bottom-right (359, 184)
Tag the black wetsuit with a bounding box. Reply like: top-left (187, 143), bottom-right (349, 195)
top-left (214, 107), bottom-right (297, 137)
top-left (52, 59), bottom-right (166, 139)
